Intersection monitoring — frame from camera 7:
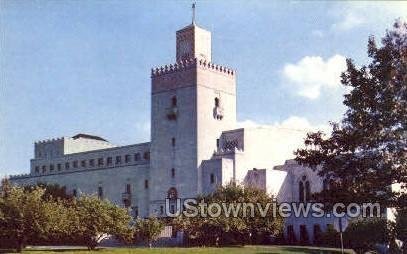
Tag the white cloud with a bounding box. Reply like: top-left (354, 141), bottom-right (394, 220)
top-left (282, 54), bottom-right (347, 99)
top-left (331, 2), bottom-right (407, 31)
top-left (311, 29), bottom-right (324, 38)
top-left (237, 116), bottom-right (330, 166)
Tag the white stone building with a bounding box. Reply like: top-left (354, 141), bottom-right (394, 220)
top-left (9, 20), bottom-right (340, 244)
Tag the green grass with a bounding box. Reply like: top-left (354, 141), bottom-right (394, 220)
top-left (17, 245), bottom-right (355, 254)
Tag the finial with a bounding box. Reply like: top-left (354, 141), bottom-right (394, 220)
top-left (192, 2), bottom-right (196, 25)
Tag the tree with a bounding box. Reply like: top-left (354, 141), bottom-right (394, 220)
top-left (295, 20), bottom-right (407, 208)
top-left (343, 218), bottom-right (391, 254)
top-left (72, 195), bottom-right (133, 250)
top-left (0, 185), bottom-right (68, 251)
top-left (133, 217), bottom-right (165, 248)
top-left (173, 183), bottom-right (284, 246)
top-left (395, 208), bottom-right (407, 253)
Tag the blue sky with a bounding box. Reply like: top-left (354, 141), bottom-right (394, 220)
top-left (1, 1), bottom-right (406, 175)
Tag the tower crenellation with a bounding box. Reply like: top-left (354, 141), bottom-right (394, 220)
top-left (151, 57), bottom-right (235, 78)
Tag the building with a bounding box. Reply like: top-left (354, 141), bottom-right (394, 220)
top-left (9, 18), bottom-right (340, 244)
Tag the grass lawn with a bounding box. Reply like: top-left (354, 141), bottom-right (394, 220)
top-left (17, 245), bottom-right (355, 254)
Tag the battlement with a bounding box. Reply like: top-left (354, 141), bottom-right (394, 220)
top-left (151, 57), bottom-right (235, 78)
top-left (34, 137), bottom-right (64, 145)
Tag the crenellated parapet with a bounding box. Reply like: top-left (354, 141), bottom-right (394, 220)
top-left (151, 57), bottom-right (235, 78)
top-left (9, 173), bottom-right (31, 179)
top-left (34, 137), bottom-right (64, 145)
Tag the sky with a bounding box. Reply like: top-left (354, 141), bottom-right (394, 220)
top-left (1, 1), bottom-right (406, 176)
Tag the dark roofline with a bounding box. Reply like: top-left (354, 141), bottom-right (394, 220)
top-left (71, 133), bottom-right (108, 142)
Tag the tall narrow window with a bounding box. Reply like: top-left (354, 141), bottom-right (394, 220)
top-left (49, 164), bottom-right (54, 171)
top-left (73, 161), bottom-right (78, 168)
top-left (57, 163), bottom-right (61, 171)
top-left (107, 157), bottom-right (113, 165)
top-left (134, 153), bottom-right (141, 161)
top-left (126, 184), bottom-right (131, 194)
top-left (210, 173), bottom-right (215, 184)
top-left (115, 156), bottom-right (122, 164)
top-left (98, 186), bottom-right (103, 199)
top-left (89, 159), bottom-right (95, 167)
top-left (215, 97), bottom-right (220, 107)
top-left (171, 138), bottom-right (176, 147)
top-left (299, 175), bottom-right (311, 203)
top-left (299, 181), bottom-right (304, 203)
top-left (125, 154), bottom-right (131, 163)
top-left (65, 162), bottom-right (70, 170)
top-left (81, 160), bottom-right (86, 168)
top-left (98, 158), bottom-right (104, 166)
top-left (171, 96), bottom-right (177, 107)
top-left (143, 152), bottom-right (150, 160)
top-left (42, 165), bottom-right (46, 173)
top-left (171, 168), bottom-right (175, 178)
top-left (35, 166), bottom-right (39, 173)
top-left (133, 206), bottom-right (139, 217)
top-left (144, 180), bottom-right (149, 189)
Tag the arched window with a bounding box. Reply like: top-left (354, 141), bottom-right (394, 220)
top-left (214, 97), bottom-right (220, 107)
top-left (299, 175), bottom-right (311, 203)
top-left (171, 96), bottom-right (177, 107)
top-left (167, 187), bottom-right (178, 200)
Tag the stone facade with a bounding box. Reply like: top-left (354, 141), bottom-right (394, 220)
top-left (9, 21), bottom-right (337, 244)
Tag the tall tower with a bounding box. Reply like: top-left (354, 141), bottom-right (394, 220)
top-left (149, 19), bottom-right (236, 215)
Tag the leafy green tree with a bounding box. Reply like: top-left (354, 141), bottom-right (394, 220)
top-left (295, 20), bottom-right (407, 208)
top-left (72, 195), bottom-right (133, 250)
top-left (133, 217), bottom-right (165, 248)
top-left (343, 218), bottom-right (391, 254)
top-left (174, 183), bottom-right (284, 246)
top-left (24, 182), bottom-right (73, 201)
top-left (0, 185), bottom-right (67, 251)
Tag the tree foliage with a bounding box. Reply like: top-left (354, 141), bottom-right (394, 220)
top-left (173, 183), bottom-right (284, 246)
top-left (133, 217), bottom-right (164, 248)
top-left (295, 20), bottom-right (407, 208)
top-left (0, 181), bottom-right (132, 251)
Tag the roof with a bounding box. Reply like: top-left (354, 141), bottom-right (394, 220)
top-left (71, 133), bottom-right (108, 142)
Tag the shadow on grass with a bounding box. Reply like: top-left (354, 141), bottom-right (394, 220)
top-left (255, 246), bottom-right (344, 254)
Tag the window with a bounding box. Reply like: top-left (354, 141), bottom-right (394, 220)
top-left (133, 206), bottom-right (139, 217)
top-left (81, 160), bottom-right (86, 168)
top-left (313, 224), bottom-right (322, 244)
top-left (171, 138), bottom-right (176, 147)
top-left (143, 152), bottom-right (150, 160)
top-left (115, 156), bottom-right (122, 164)
top-left (125, 154), bottom-right (131, 163)
top-left (42, 165), bottom-right (46, 173)
top-left (98, 158), bottom-right (104, 166)
top-left (107, 157), bottom-right (113, 166)
top-left (216, 139), bottom-right (220, 148)
top-left (98, 186), bottom-right (103, 199)
top-left (89, 159), bottom-right (95, 167)
top-left (73, 161), bottom-right (78, 168)
top-left (171, 168), bottom-right (175, 178)
top-left (299, 175), bottom-right (311, 203)
top-left (299, 225), bottom-right (309, 244)
top-left (210, 173), bottom-right (215, 184)
top-left (215, 97), bottom-right (220, 107)
top-left (126, 184), bottom-right (131, 194)
top-left (35, 166), bottom-right (39, 173)
top-left (57, 163), bottom-right (61, 171)
top-left (49, 164), bottom-right (54, 171)
top-left (167, 187), bottom-right (178, 200)
top-left (144, 180), bottom-right (149, 189)
top-left (134, 153), bottom-right (141, 161)
top-left (65, 162), bottom-right (70, 170)
top-left (160, 205), bottom-right (164, 214)
top-left (287, 225), bottom-right (296, 244)
top-left (171, 96), bottom-right (177, 107)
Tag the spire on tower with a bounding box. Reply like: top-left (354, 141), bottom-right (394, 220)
top-left (192, 2), bottom-right (196, 25)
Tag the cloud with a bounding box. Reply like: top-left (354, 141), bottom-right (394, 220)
top-left (282, 54), bottom-right (347, 99)
top-left (311, 29), bottom-right (324, 38)
top-left (331, 2), bottom-right (407, 31)
top-left (237, 116), bottom-right (330, 166)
